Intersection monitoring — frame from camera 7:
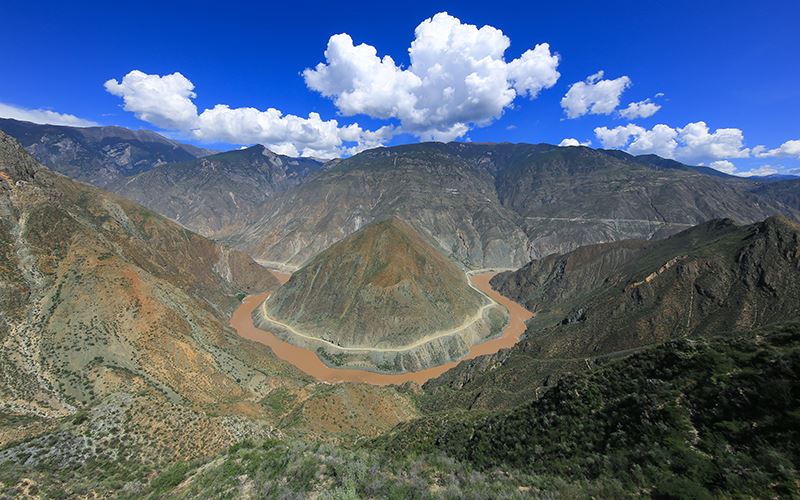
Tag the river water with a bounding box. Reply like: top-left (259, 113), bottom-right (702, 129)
top-left (229, 271), bottom-right (533, 386)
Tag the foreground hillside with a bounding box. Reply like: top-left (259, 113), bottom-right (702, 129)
top-left (382, 322), bottom-right (800, 499)
top-left (7, 323), bottom-right (794, 497)
top-left (227, 142), bottom-right (798, 270)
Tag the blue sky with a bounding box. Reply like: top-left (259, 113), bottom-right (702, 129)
top-left (1, 0), bottom-right (798, 175)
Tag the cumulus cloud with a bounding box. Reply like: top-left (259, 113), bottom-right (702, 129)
top-left (618, 97), bottom-right (661, 119)
top-left (560, 71), bottom-right (631, 119)
top-left (737, 165), bottom-right (778, 177)
top-left (105, 70), bottom-right (391, 157)
top-left (0, 102), bottom-right (97, 127)
top-left (303, 12), bottom-right (560, 141)
top-left (594, 121), bottom-right (749, 163)
top-left (708, 160), bottom-right (736, 174)
top-left (753, 139), bottom-right (800, 158)
top-left (105, 71), bottom-right (198, 130)
top-left (558, 137), bottom-right (591, 147)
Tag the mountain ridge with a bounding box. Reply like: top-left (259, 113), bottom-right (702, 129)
top-left (227, 141), bottom-right (798, 270)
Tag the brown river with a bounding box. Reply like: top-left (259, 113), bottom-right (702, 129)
top-left (229, 271), bottom-right (533, 386)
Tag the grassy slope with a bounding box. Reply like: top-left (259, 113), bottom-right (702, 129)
top-left (7, 322), bottom-right (794, 497)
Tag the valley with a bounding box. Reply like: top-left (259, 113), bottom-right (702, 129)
top-left (231, 271), bottom-right (533, 385)
top-left (0, 121), bottom-right (798, 497)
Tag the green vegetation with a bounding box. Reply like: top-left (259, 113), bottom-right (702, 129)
top-left (316, 347), bottom-right (346, 366)
top-left (260, 388), bottom-right (296, 414)
top-left (2, 322), bottom-right (796, 497)
top-left (382, 322), bottom-right (800, 498)
top-left (137, 439), bottom-right (624, 498)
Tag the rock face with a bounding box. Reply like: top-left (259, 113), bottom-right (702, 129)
top-left (259, 217), bottom-right (506, 372)
top-left (426, 217), bottom-right (800, 411)
top-left (0, 118), bottom-right (211, 187)
top-left (228, 142), bottom-right (798, 270)
top-left (752, 179), bottom-right (800, 211)
top-left (0, 130), bottom-right (286, 448)
top-left (112, 145), bottom-right (324, 238)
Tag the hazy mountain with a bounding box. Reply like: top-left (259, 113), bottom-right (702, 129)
top-left (424, 216), bottom-right (800, 411)
top-left (112, 145), bottom-right (324, 238)
top-left (261, 217), bottom-right (504, 372)
top-left (0, 118), bottom-right (212, 187)
top-left (228, 142), bottom-right (797, 270)
top-left (752, 178), bottom-right (800, 211)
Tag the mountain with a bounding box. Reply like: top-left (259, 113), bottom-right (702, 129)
top-left (111, 145), bottom-right (324, 238)
top-left (422, 216), bottom-right (800, 411)
top-left (752, 178), bottom-right (800, 211)
top-left (227, 142), bottom-right (797, 270)
top-left (260, 217), bottom-right (504, 372)
top-left (0, 131), bottom-right (420, 479)
top-left (0, 129), bottom-right (281, 449)
top-left (0, 118), bottom-right (212, 187)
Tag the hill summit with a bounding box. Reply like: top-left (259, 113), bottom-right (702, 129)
top-left (258, 217), bottom-right (507, 372)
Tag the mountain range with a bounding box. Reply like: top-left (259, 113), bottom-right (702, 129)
top-left (3, 120), bottom-right (798, 272)
top-left (0, 119), bottom-right (799, 496)
top-left (0, 118), bottom-right (211, 187)
top-left (225, 142), bottom-right (799, 270)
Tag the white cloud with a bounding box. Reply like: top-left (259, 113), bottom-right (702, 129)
top-left (303, 12), bottom-right (560, 141)
top-left (736, 165), bottom-right (778, 178)
top-left (753, 139), bottom-right (800, 158)
top-left (558, 137), bottom-right (591, 147)
top-left (0, 102), bottom-right (97, 127)
top-left (708, 160), bottom-right (736, 174)
top-left (618, 98), bottom-right (661, 119)
top-left (105, 70), bottom-right (198, 130)
top-left (594, 123), bottom-right (645, 148)
top-left (105, 70), bottom-right (392, 157)
top-left (560, 71), bottom-right (631, 119)
top-left (594, 121), bottom-right (749, 163)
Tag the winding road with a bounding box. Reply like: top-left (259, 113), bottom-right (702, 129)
top-left (257, 273), bottom-right (499, 353)
top-left (229, 271), bottom-right (533, 386)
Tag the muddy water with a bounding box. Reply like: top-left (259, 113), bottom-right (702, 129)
top-left (229, 271), bottom-right (533, 386)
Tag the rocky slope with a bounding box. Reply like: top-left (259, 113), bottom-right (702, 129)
top-left (0, 132), bottom-right (417, 471)
top-left (260, 217), bottom-right (505, 372)
top-left (425, 217), bottom-right (800, 410)
top-left (752, 178), bottom-right (800, 211)
top-left (112, 145), bottom-right (323, 238)
top-left (228, 142), bottom-right (797, 270)
top-left (0, 118), bottom-right (211, 187)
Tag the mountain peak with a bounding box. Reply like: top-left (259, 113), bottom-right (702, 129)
top-left (261, 217), bottom-right (502, 371)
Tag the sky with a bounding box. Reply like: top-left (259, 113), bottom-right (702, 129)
top-left (1, 0), bottom-right (798, 175)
